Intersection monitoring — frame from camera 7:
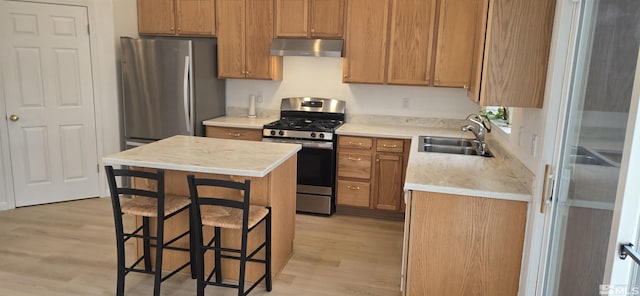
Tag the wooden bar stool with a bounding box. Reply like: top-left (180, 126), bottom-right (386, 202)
top-left (105, 166), bottom-right (195, 296)
top-left (187, 176), bottom-right (272, 296)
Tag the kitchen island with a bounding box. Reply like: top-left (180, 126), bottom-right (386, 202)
top-left (102, 135), bottom-right (301, 282)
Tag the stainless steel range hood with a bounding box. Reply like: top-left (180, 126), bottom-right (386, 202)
top-left (270, 38), bottom-right (343, 57)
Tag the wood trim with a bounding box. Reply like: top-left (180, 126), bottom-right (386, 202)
top-left (467, 0), bottom-right (488, 102)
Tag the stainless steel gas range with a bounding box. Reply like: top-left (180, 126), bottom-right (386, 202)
top-left (262, 97), bottom-right (345, 215)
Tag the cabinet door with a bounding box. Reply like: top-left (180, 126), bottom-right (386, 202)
top-left (406, 191), bottom-right (527, 295)
top-left (246, 0), bottom-right (280, 79)
top-left (310, 0), bottom-right (344, 38)
top-left (343, 0), bottom-right (389, 84)
top-left (137, 0), bottom-right (176, 35)
top-left (386, 0), bottom-right (436, 86)
top-left (276, 0), bottom-right (309, 37)
top-left (176, 0), bottom-right (216, 36)
top-left (217, 0), bottom-right (246, 78)
top-left (432, 0), bottom-right (479, 87)
top-left (374, 153), bottom-right (403, 211)
top-left (479, 0), bottom-right (555, 107)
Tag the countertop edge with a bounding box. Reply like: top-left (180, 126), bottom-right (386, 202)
top-left (335, 129), bottom-right (413, 139)
top-left (403, 183), bottom-right (532, 203)
top-left (202, 116), bottom-right (277, 130)
top-left (102, 145), bottom-right (301, 178)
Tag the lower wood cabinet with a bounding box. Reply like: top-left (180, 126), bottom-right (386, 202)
top-left (336, 135), bottom-right (408, 213)
top-left (205, 126), bottom-right (262, 141)
top-left (402, 190), bottom-right (527, 296)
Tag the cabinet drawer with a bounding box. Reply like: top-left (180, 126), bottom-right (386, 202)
top-left (337, 180), bottom-right (370, 207)
top-left (206, 126), bottom-right (263, 141)
top-left (339, 136), bottom-right (373, 150)
top-left (377, 139), bottom-right (404, 153)
top-left (338, 152), bottom-right (372, 179)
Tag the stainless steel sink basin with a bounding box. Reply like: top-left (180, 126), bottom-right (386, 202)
top-left (418, 136), bottom-right (493, 157)
top-left (422, 136), bottom-right (474, 147)
top-left (571, 146), bottom-right (613, 166)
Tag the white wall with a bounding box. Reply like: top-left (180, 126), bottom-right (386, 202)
top-left (227, 57), bottom-right (481, 118)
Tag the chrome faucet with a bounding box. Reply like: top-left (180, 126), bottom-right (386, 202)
top-left (461, 114), bottom-right (490, 155)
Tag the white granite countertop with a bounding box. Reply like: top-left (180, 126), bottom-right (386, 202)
top-left (337, 123), bottom-right (532, 202)
top-left (102, 135), bottom-right (301, 177)
top-left (202, 116), bottom-right (277, 129)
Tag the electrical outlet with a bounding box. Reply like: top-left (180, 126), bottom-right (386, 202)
top-left (402, 97), bottom-right (410, 109)
top-left (531, 134), bottom-right (538, 156)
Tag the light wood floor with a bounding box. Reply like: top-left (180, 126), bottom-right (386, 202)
top-left (0, 198), bottom-right (404, 296)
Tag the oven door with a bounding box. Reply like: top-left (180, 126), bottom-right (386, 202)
top-left (262, 138), bottom-right (336, 214)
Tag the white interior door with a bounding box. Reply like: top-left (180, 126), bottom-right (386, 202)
top-left (0, 1), bottom-right (100, 207)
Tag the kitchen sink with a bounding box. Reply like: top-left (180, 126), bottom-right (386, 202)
top-left (418, 136), bottom-right (493, 157)
top-left (421, 136), bottom-right (474, 147)
top-left (570, 146), bottom-right (614, 166)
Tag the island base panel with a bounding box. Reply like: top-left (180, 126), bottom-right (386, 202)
top-left (133, 156), bottom-right (297, 282)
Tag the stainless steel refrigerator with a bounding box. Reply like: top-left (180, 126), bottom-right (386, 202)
top-left (120, 37), bottom-right (225, 148)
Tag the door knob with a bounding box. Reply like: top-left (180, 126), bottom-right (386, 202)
top-left (9, 114), bottom-right (19, 122)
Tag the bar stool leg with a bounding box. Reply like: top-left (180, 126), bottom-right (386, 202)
top-left (238, 229), bottom-right (248, 296)
top-left (153, 217), bottom-right (165, 296)
top-left (266, 211), bottom-right (272, 291)
top-left (115, 213), bottom-right (126, 296)
top-left (214, 227), bottom-right (222, 284)
top-left (189, 213), bottom-right (196, 279)
top-left (142, 217), bottom-right (152, 272)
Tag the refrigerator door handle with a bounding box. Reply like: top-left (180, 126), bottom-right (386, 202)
top-left (183, 56), bottom-right (191, 133)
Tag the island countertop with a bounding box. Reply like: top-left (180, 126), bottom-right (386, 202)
top-left (102, 135), bottom-right (301, 177)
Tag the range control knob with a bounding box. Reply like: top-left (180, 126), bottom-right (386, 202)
top-left (278, 130), bottom-right (284, 136)
top-left (310, 132), bottom-right (316, 138)
top-left (319, 133), bottom-right (325, 139)
top-left (270, 130), bottom-right (276, 136)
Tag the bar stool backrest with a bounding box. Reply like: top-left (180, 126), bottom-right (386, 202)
top-left (186, 176), bottom-right (251, 232)
top-left (105, 166), bottom-right (165, 218)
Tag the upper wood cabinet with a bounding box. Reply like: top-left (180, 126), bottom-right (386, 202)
top-left (310, 0), bottom-right (344, 38)
top-left (386, 0), bottom-right (437, 86)
top-left (344, 0), bottom-right (476, 87)
top-left (342, 0), bottom-right (389, 84)
top-left (432, 0), bottom-right (480, 87)
top-left (217, 0), bottom-right (283, 80)
top-left (468, 0), bottom-right (556, 108)
top-left (137, 0), bottom-right (215, 36)
top-left (276, 0), bottom-right (344, 38)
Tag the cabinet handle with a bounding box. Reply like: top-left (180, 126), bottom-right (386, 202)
top-left (348, 141), bottom-right (363, 146)
top-left (170, 26), bottom-right (175, 31)
top-left (347, 157), bottom-right (362, 161)
top-left (383, 144), bottom-right (397, 148)
top-left (310, 28), bottom-right (315, 33)
top-left (228, 132), bottom-right (243, 137)
top-left (464, 84), bottom-right (469, 90)
top-left (347, 185), bottom-right (360, 190)
top-left (376, 158), bottom-right (380, 162)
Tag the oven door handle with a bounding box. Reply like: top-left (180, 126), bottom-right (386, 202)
top-left (262, 138), bottom-right (334, 149)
